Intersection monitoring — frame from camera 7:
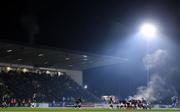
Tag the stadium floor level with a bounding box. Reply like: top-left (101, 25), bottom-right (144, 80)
top-left (0, 108), bottom-right (180, 112)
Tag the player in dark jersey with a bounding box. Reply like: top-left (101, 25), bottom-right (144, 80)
top-left (109, 97), bottom-right (114, 108)
top-left (75, 97), bottom-right (82, 108)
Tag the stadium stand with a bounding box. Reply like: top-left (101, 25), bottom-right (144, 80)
top-left (0, 41), bottom-right (126, 107)
top-left (0, 70), bottom-right (99, 107)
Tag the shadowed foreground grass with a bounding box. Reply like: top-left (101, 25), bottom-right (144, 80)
top-left (0, 107), bottom-right (180, 112)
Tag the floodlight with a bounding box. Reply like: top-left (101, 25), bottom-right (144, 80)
top-left (140, 23), bottom-right (157, 38)
top-left (84, 85), bottom-right (88, 89)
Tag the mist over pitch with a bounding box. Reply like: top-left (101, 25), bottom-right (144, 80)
top-left (129, 49), bottom-right (177, 102)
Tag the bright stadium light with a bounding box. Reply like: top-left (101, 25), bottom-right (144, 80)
top-left (22, 68), bottom-right (28, 73)
top-left (140, 23), bottom-right (157, 38)
top-left (6, 67), bottom-right (12, 71)
top-left (84, 85), bottom-right (88, 89)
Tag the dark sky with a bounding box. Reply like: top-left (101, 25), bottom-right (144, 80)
top-left (1, 0), bottom-right (180, 98)
top-left (1, 0), bottom-right (180, 55)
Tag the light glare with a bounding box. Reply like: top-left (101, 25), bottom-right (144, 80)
top-left (140, 23), bottom-right (157, 38)
top-left (84, 85), bottom-right (88, 89)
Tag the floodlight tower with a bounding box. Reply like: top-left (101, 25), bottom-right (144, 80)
top-left (140, 23), bottom-right (157, 86)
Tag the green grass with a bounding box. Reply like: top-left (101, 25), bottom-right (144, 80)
top-left (0, 108), bottom-right (180, 112)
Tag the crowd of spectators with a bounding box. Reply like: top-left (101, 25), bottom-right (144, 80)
top-left (0, 70), bottom-right (99, 107)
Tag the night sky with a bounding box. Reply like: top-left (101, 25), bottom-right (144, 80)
top-left (1, 0), bottom-right (180, 53)
top-left (1, 0), bottom-right (180, 98)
